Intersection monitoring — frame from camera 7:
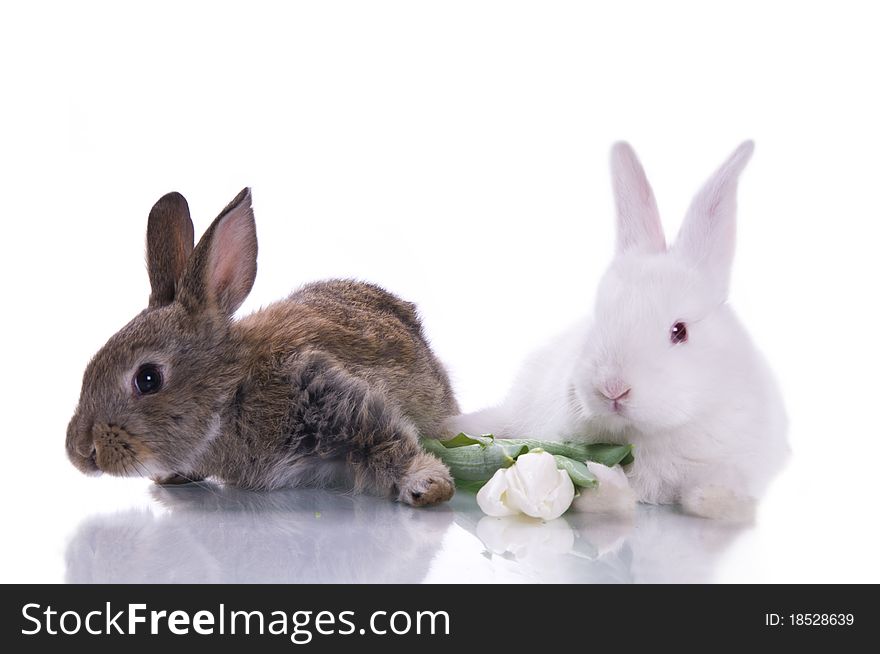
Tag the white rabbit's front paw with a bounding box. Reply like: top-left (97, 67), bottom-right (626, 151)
top-left (571, 462), bottom-right (637, 515)
top-left (680, 484), bottom-right (755, 523)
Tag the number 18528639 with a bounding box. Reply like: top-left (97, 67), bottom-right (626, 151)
top-left (765, 614), bottom-right (854, 626)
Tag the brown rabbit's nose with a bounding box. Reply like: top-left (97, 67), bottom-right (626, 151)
top-left (73, 419), bottom-right (95, 458)
top-left (67, 414), bottom-right (101, 474)
top-left (75, 436), bottom-right (98, 468)
top-left (77, 441), bottom-right (97, 464)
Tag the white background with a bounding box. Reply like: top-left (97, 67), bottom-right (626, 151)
top-left (1, 1), bottom-right (878, 583)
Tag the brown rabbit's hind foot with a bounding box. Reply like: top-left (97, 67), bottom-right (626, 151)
top-left (396, 452), bottom-right (454, 507)
top-left (152, 472), bottom-right (205, 485)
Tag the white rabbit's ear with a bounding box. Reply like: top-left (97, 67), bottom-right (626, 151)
top-left (673, 141), bottom-right (754, 299)
top-left (610, 142), bottom-right (666, 255)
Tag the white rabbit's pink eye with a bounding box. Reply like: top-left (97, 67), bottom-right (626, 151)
top-left (670, 322), bottom-right (688, 344)
top-left (134, 364), bottom-right (163, 395)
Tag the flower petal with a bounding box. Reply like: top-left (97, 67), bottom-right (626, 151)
top-left (476, 468), bottom-right (517, 517)
top-left (532, 470), bottom-right (575, 520)
top-left (509, 450), bottom-right (563, 498)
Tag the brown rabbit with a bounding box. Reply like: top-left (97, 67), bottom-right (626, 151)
top-left (66, 189), bottom-right (458, 506)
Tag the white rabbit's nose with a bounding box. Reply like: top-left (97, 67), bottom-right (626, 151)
top-left (599, 382), bottom-right (631, 401)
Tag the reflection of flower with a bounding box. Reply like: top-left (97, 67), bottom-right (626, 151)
top-left (476, 451), bottom-right (575, 520)
top-left (571, 462), bottom-right (636, 514)
top-left (476, 515), bottom-right (575, 559)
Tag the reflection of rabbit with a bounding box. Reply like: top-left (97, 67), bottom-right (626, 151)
top-left (452, 143), bottom-right (789, 520)
top-left (626, 506), bottom-right (746, 584)
top-left (463, 504), bottom-right (746, 583)
top-left (65, 485), bottom-right (453, 583)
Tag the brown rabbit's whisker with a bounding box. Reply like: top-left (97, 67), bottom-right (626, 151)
top-left (129, 457), bottom-right (150, 480)
top-left (167, 473), bottom-right (223, 498)
top-left (121, 458), bottom-right (139, 479)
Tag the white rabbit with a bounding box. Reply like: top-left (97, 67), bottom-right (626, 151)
top-left (452, 141), bottom-right (789, 520)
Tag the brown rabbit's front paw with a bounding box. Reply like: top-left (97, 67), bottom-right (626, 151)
top-left (398, 453), bottom-right (454, 507)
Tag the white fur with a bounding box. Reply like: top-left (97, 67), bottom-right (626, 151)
top-left (450, 142), bottom-right (789, 519)
top-left (572, 463), bottom-right (637, 515)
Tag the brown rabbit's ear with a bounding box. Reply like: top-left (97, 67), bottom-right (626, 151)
top-left (178, 188), bottom-right (257, 318)
top-left (147, 192), bottom-right (195, 308)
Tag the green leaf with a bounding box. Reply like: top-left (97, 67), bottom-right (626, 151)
top-left (494, 439), bottom-right (633, 467)
top-left (455, 479), bottom-right (488, 493)
top-left (496, 440), bottom-right (530, 460)
top-left (580, 443), bottom-right (634, 467)
top-left (553, 455), bottom-right (598, 488)
top-left (421, 438), bottom-right (526, 481)
top-left (440, 433), bottom-right (494, 448)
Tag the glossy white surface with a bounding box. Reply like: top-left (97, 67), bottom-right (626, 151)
top-left (29, 482), bottom-right (750, 584)
top-left (4, 453), bottom-right (872, 584)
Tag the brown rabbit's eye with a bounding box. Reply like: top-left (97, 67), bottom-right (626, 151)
top-left (670, 322), bottom-right (688, 345)
top-left (134, 364), bottom-right (163, 395)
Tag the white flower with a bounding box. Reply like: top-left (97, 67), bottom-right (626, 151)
top-left (476, 468), bottom-right (518, 517)
top-left (476, 450), bottom-right (575, 520)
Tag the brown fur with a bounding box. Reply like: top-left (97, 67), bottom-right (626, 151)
top-left (66, 189), bottom-right (458, 506)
